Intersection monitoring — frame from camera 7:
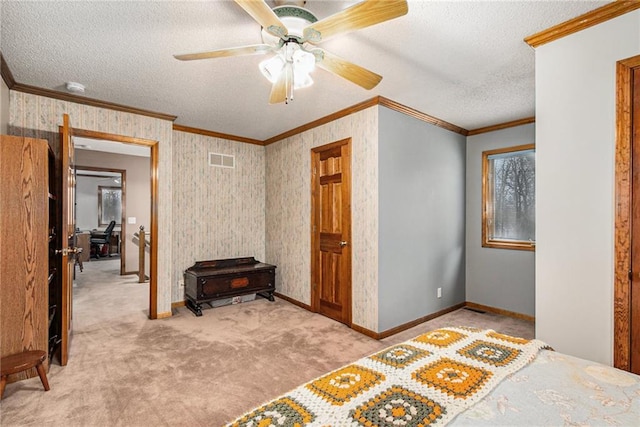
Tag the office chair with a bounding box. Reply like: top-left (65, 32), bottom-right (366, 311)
top-left (90, 220), bottom-right (116, 258)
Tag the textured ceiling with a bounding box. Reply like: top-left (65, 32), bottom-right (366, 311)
top-left (1, 0), bottom-right (610, 140)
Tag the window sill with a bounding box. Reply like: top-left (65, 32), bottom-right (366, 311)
top-left (482, 240), bottom-right (536, 251)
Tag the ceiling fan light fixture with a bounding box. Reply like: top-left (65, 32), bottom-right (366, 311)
top-left (293, 48), bottom-right (315, 75)
top-left (294, 72), bottom-right (313, 89)
top-left (292, 48), bottom-right (315, 89)
top-left (259, 55), bottom-right (286, 83)
top-left (176, 0), bottom-right (407, 104)
top-left (259, 43), bottom-right (315, 90)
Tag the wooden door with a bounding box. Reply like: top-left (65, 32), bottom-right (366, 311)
top-left (59, 114), bottom-right (77, 366)
top-left (311, 138), bottom-right (352, 325)
top-left (632, 68), bottom-right (640, 374)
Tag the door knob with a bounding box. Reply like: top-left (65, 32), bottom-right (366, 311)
top-left (339, 241), bottom-right (348, 247)
top-left (55, 247), bottom-right (79, 256)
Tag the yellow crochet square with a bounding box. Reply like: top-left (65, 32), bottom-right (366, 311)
top-left (414, 329), bottom-right (467, 347)
top-left (412, 358), bottom-right (492, 399)
top-left (306, 364), bottom-right (384, 406)
top-left (487, 331), bottom-right (530, 344)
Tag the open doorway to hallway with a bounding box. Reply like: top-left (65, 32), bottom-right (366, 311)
top-left (76, 167), bottom-right (124, 274)
top-left (73, 137), bottom-right (152, 323)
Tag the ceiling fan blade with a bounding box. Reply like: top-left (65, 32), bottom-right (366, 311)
top-left (317, 50), bottom-right (382, 90)
top-left (234, 0), bottom-right (288, 38)
top-left (269, 68), bottom-right (288, 104)
top-left (303, 0), bottom-right (408, 43)
top-left (174, 44), bottom-right (273, 61)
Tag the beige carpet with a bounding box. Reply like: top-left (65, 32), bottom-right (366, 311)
top-left (0, 260), bottom-right (534, 426)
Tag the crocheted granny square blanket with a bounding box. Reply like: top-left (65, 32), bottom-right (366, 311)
top-left (227, 327), bottom-right (550, 427)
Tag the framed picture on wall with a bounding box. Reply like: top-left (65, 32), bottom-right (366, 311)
top-left (98, 186), bottom-right (122, 226)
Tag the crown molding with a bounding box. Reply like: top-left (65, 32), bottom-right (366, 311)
top-left (173, 124), bottom-right (264, 146)
top-left (11, 83), bottom-right (177, 122)
top-left (467, 117), bottom-right (535, 136)
top-left (263, 96), bottom-right (470, 145)
top-left (525, 1), bottom-right (640, 48)
top-left (263, 97), bottom-right (380, 145)
top-left (378, 96), bottom-right (469, 136)
top-left (1, 53), bottom-right (17, 89)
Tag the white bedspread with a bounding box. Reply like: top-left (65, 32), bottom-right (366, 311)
top-left (454, 349), bottom-right (640, 426)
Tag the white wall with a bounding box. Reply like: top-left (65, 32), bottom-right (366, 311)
top-left (0, 79), bottom-right (9, 134)
top-left (466, 124), bottom-right (536, 316)
top-left (536, 11), bottom-right (640, 365)
top-left (379, 106), bottom-right (466, 331)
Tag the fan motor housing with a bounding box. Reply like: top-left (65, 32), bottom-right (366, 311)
top-left (272, 5), bottom-right (317, 24)
top-left (261, 5), bottom-right (318, 44)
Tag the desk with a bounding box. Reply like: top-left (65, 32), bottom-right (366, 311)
top-left (76, 233), bottom-right (90, 262)
top-left (108, 232), bottom-right (120, 255)
top-left (78, 230), bottom-right (120, 259)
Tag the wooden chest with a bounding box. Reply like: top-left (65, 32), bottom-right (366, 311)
top-left (184, 257), bottom-right (276, 316)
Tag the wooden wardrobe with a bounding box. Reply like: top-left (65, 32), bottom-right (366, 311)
top-left (0, 135), bottom-right (58, 381)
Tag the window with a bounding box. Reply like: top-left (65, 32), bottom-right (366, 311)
top-left (482, 144), bottom-right (535, 250)
top-left (98, 186), bottom-right (122, 226)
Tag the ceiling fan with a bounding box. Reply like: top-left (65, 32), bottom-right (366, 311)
top-left (174, 0), bottom-right (408, 104)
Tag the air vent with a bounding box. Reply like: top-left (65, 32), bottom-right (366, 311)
top-left (209, 152), bottom-right (235, 169)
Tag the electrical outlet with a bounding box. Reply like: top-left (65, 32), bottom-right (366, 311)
top-left (437, 287), bottom-right (442, 298)
top-left (178, 279), bottom-right (184, 288)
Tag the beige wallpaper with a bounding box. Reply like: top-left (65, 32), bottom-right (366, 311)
top-left (9, 90), bottom-right (377, 327)
top-left (9, 91), bottom-right (174, 315)
top-left (265, 106), bottom-right (379, 332)
top-left (172, 131), bottom-right (266, 302)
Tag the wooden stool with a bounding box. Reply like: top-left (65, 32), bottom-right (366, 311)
top-left (0, 350), bottom-right (50, 399)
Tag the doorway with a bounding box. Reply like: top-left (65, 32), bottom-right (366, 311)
top-left (75, 166), bottom-right (126, 275)
top-left (310, 138), bottom-right (352, 326)
top-left (71, 128), bottom-right (159, 319)
top-left (614, 54), bottom-right (640, 374)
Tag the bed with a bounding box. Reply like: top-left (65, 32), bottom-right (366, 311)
top-left (226, 327), bottom-right (640, 426)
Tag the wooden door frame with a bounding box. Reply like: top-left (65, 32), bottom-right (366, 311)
top-left (310, 137), bottom-right (352, 325)
top-left (76, 166), bottom-right (127, 275)
top-left (70, 128), bottom-right (159, 319)
top-left (614, 54), bottom-right (640, 370)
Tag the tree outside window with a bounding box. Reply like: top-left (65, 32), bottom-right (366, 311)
top-left (482, 144), bottom-right (535, 250)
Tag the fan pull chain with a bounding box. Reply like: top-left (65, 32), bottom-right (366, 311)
top-left (283, 42), bottom-right (295, 104)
